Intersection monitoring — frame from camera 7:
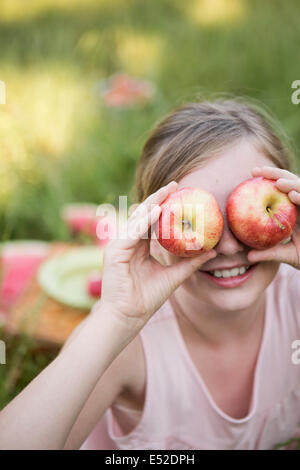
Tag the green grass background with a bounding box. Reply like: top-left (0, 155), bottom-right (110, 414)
top-left (0, 0), bottom-right (300, 447)
top-left (1, 0), bottom-right (300, 241)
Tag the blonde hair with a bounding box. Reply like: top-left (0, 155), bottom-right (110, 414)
top-left (134, 98), bottom-right (295, 202)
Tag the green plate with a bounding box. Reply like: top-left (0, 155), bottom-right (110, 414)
top-left (37, 246), bottom-right (103, 310)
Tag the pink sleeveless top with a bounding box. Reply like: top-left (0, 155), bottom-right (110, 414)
top-left (81, 264), bottom-right (300, 450)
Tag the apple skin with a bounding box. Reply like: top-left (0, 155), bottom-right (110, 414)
top-left (226, 176), bottom-right (297, 250)
top-left (155, 187), bottom-right (224, 257)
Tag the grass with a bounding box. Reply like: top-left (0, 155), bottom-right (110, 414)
top-left (0, 0), bottom-right (300, 447)
top-left (1, 0), bottom-right (300, 240)
top-left (0, 328), bottom-right (57, 409)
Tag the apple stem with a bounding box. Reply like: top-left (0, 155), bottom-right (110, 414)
top-left (266, 207), bottom-right (285, 230)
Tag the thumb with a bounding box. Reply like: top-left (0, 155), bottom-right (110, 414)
top-left (248, 243), bottom-right (296, 265)
top-left (167, 249), bottom-right (217, 288)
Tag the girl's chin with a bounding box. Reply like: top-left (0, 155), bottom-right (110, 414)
top-left (199, 289), bottom-right (261, 313)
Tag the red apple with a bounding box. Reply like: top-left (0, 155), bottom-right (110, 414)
top-left (155, 187), bottom-right (224, 257)
top-left (226, 177), bottom-right (297, 250)
top-left (87, 271), bottom-right (102, 298)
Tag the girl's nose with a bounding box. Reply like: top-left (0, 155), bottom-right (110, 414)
top-left (215, 221), bottom-right (245, 256)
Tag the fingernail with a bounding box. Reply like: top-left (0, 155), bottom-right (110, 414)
top-left (281, 237), bottom-right (291, 245)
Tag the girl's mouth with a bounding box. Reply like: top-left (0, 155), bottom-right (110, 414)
top-left (198, 263), bottom-right (258, 288)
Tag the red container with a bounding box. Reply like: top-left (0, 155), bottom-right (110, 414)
top-left (0, 241), bottom-right (50, 315)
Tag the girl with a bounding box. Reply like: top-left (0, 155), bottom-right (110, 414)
top-left (1, 98), bottom-right (300, 450)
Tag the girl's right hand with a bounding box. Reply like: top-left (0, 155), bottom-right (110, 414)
top-left (97, 181), bottom-right (217, 333)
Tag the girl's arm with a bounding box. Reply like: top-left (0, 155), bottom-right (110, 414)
top-left (63, 333), bottom-right (144, 450)
top-left (0, 305), bottom-right (136, 450)
top-left (0, 181), bottom-right (216, 449)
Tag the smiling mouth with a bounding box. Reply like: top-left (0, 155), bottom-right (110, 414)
top-left (200, 263), bottom-right (258, 279)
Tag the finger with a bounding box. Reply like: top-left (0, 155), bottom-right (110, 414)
top-left (128, 203), bottom-right (139, 218)
top-left (281, 236), bottom-right (292, 245)
top-left (118, 204), bottom-right (162, 250)
top-left (128, 181), bottom-right (177, 223)
top-left (275, 178), bottom-right (300, 195)
top-left (140, 181), bottom-right (178, 210)
top-left (247, 243), bottom-right (295, 264)
top-left (149, 237), bottom-right (166, 265)
top-left (166, 250), bottom-right (217, 288)
top-left (127, 198), bottom-right (162, 235)
top-left (251, 166), bottom-right (298, 181)
top-left (111, 182), bottom-right (178, 252)
top-left (288, 190), bottom-right (300, 205)
top-left (129, 181), bottom-right (178, 224)
top-left (128, 200), bottom-right (149, 222)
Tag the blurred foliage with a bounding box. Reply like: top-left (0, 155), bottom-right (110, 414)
top-left (0, 0), bottom-right (300, 240)
top-left (1, 1), bottom-right (300, 449)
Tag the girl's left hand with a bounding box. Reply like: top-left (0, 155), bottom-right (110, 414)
top-left (247, 166), bottom-right (300, 270)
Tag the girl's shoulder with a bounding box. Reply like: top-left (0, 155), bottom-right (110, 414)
top-left (114, 301), bottom-right (174, 409)
top-left (273, 263), bottom-right (300, 288)
top-left (268, 263), bottom-right (300, 332)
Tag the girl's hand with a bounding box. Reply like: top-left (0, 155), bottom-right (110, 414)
top-left (98, 181), bottom-right (216, 332)
top-left (247, 166), bottom-right (300, 269)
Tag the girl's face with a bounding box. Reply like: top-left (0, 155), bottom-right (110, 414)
top-left (153, 138), bottom-right (280, 313)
